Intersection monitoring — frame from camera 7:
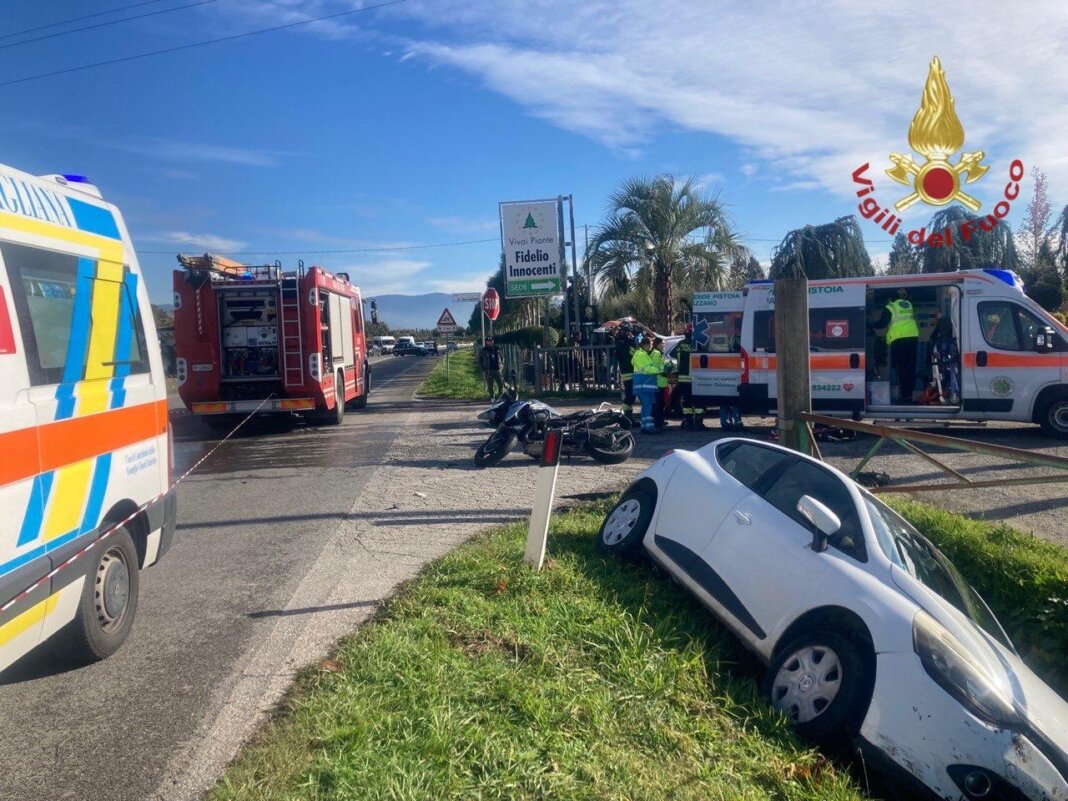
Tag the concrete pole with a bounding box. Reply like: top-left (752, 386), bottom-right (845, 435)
top-left (557, 197), bottom-right (570, 337)
top-left (774, 277), bottom-right (811, 453)
top-left (569, 194), bottom-right (580, 339)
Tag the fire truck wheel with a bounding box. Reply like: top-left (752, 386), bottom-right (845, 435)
top-left (327, 372), bottom-right (345, 425)
top-left (349, 364), bottom-right (369, 410)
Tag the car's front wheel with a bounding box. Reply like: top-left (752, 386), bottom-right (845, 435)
top-left (598, 485), bottom-right (655, 556)
top-left (765, 631), bottom-right (873, 744)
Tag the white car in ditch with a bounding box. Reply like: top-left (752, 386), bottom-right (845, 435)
top-left (599, 438), bottom-right (1068, 801)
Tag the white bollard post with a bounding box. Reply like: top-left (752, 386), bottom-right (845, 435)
top-left (524, 429), bottom-right (562, 570)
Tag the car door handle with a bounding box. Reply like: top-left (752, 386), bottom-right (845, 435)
top-left (733, 510), bottom-right (751, 525)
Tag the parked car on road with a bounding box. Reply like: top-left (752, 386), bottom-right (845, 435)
top-left (599, 437), bottom-right (1068, 801)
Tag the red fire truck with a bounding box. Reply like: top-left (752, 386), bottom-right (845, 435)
top-left (173, 254), bottom-right (369, 427)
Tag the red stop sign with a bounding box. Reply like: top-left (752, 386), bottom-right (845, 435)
top-left (482, 288), bottom-right (500, 321)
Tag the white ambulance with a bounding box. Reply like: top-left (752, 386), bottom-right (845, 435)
top-left (0, 164), bottom-right (175, 673)
top-left (691, 270), bottom-right (1068, 437)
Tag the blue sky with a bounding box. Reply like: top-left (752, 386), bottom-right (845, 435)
top-left (3, 0), bottom-right (1065, 304)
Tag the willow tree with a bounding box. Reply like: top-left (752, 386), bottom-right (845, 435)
top-left (586, 176), bottom-right (737, 332)
top-left (920, 206), bottom-right (1017, 273)
top-left (768, 215), bottom-right (874, 280)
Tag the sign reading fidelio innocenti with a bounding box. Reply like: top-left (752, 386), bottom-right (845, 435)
top-left (499, 199), bottom-right (562, 298)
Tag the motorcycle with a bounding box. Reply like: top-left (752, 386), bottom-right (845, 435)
top-left (474, 385), bottom-right (635, 468)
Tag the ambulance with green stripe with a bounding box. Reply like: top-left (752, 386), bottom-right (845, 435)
top-left (0, 164), bottom-right (175, 673)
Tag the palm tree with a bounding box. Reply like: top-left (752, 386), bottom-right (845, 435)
top-left (769, 215), bottom-right (874, 280)
top-left (586, 176), bottom-right (737, 332)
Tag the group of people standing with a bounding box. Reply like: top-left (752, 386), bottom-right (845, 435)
top-left (616, 324), bottom-right (743, 435)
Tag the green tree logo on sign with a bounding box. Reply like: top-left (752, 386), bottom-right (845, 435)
top-left (523, 212), bottom-right (537, 229)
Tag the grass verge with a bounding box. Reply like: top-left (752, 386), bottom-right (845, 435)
top-left (211, 500), bottom-right (866, 801)
top-left (417, 349), bottom-right (487, 401)
top-left (890, 499), bottom-right (1068, 695)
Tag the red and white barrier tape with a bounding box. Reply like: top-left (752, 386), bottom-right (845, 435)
top-left (1, 396), bottom-right (276, 615)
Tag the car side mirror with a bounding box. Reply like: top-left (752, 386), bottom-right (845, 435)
top-left (1035, 326), bottom-right (1055, 353)
top-left (797, 495), bottom-right (841, 553)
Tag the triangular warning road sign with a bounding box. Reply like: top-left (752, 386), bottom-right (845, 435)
top-left (436, 308), bottom-right (458, 327)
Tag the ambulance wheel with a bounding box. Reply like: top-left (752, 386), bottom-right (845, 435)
top-left (1038, 394), bottom-right (1068, 439)
top-left (55, 526), bottom-right (140, 664)
top-left (349, 364), bottom-right (369, 410)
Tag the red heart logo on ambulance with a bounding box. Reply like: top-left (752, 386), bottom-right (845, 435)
top-left (842, 383), bottom-right (854, 392)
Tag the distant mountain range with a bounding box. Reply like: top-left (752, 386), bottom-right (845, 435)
top-left (376, 293), bottom-right (478, 332)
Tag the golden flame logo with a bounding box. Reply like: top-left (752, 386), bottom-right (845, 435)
top-left (886, 57), bottom-right (989, 212)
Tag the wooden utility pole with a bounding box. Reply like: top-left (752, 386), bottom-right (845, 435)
top-left (774, 277), bottom-right (811, 453)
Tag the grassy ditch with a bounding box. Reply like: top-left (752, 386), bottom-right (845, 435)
top-left (211, 501), bottom-right (866, 801)
top-left (890, 499), bottom-right (1068, 695)
top-left (212, 498), bottom-right (1068, 801)
top-left (417, 349), bottom-right (487, 401)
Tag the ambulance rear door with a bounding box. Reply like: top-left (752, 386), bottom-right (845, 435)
top-left (691, 291), bottom-right (745, 406)
top-left (743, 282), bottom-right (866, 415)
top-left (808, 282), bottom-right (866, 414)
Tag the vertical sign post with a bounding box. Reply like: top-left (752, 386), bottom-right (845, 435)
top-left (568, 194), bottom-right (580, 341)
top-left (557, 197), bottom-right (570, 337)
top-left (524, 428), bottom-right (562, 571)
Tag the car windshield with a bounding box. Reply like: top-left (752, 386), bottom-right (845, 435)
top-left (864, 495), bottom-right (1013, 650)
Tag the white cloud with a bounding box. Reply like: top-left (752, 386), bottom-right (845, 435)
top-left (770, 180), bottom-right (823, 193)
top-left (393, 1), bottom-right (1068, 199)
top-left (209, 0), bottom-right (368, 40)
top-left (147, 231), bottom-right (248, 251)
top-left (428, 215), bottom-right (498, 234)
top-left (740, 163), bottom-right (759, 178)
top-left (111, 138), bottom-right (283, 167)
top-left (335, 259), bottom-right (434, 295)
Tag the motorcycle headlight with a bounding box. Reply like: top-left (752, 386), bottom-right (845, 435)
top-left (913, 611), bottom-right (1020, 729)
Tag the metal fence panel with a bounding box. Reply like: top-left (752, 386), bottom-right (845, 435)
top-left (532, 345), bottom-right (618, 394)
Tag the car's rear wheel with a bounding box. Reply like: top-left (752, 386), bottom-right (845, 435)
top-left (765, 631), bottom-right (873, 744)
top-left (598, 485), bottom-right (654, 556)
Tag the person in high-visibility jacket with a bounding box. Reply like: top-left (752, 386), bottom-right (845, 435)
top-left (675, 324), bottom-right (706, 429)
top-left (630, 335), bottom-right (661, 434)
top-left (651, 337), bottom-right (670, 429)
top-left (880, 288), bottom-right (921, 404)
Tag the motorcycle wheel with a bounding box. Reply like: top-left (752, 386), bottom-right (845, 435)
top-left (586, 429), bottom-right (635, 464)
top-left (474, 431), bottom-right (517, 468)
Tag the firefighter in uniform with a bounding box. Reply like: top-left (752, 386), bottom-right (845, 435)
top-left (630, 335), bottom-right (660, 434)
top-left (880, 288), bottom-right (920, 404)
top-left (675, 324), bottom-right (705, 429)
top-left (615, 326), bottom-right (637, 418)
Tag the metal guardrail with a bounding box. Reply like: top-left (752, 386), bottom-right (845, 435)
top-left (799, 412), bottom-right (1068, 493)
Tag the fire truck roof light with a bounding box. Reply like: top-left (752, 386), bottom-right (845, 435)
top-left (62, 174), bottom-right (91, 184)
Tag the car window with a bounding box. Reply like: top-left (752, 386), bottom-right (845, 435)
top-left (863, 495), bottom-right (1012, 650)
top-left (978, 301), bottom-right (1020, 350)
top-left (715, 441), bottom-right (793, 491)
top-left (761, 460), bottom-right (866, 561)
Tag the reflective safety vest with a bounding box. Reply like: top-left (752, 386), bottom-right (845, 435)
top-left (675, 340), bottom-right (693, 382)
top-left (631, 349), bottom-right (659, 391)
top-left (651, 350), bottom-right (668, 388)
top-left (886, 299), bottom-right (919, 345)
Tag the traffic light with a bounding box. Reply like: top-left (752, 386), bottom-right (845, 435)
top-left (370, 299), bottom-right (378, 324)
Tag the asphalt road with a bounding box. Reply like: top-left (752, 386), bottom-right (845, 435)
top-left (0, 354), bottom-right (437, 801)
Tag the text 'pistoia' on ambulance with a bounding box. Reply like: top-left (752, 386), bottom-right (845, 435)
top-left (0, 163), bottom-right (175, 674)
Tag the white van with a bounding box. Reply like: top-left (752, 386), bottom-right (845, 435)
top-left (371, 335), bottom-right (396, 354)
top-left (691, 270), bottom-right (1068, 437)
top-left (0, 165), bottom-right (175, 673)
